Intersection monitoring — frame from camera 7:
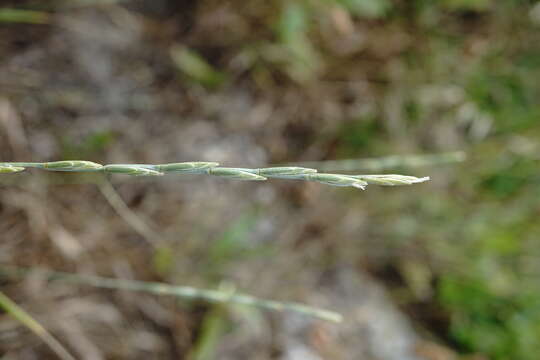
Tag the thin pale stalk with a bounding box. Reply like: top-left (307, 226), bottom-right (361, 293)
top-left (98, 179), bottom-right (160, 245)
top-left (294, 151), bottom-right (466, 172)
top-left (0, 267), bottom-right (342, 323)
top-left (0, 291), bottom-right (76, 360)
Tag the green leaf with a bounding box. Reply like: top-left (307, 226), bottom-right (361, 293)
top-left (336, 0), bottom-right (392, 18)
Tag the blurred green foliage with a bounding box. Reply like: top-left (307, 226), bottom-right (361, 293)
top-left (337, 0), bottom-right (392, 18)
top-left (439, 276), bottom-right (540, 359)
top-left (0, 8), bottom-right (49, 24)
top-left (189, 304), bottom-right (229, 360)
top-left (170, 46), bottom-right (227, 89)
top-left (328, 1), bottom-right (540, 359)
top-left (337, 117), bottom-right (381, 156)
top-left (153, 245), bottom-right (175, 276)
top-left (469, 70), bottom-right (540, 134)
top-left (207, 214), bottom-right (258, 268)
top-left (442, 0), bottom-right (492, 11)
top-left (276, 2), bottom-right (321, 82)
top-left (61, 131), bottom-right (115, 159)
top-left (202, 212), bottom-right (273, 282)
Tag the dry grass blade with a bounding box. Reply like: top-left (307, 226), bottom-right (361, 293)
top-left (0, 291), bottom-right (76, 360)
top-left (98, 179), bottom-right (160, 245)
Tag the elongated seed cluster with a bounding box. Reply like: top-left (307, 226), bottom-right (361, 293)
top-left (0, 161), bottom-right (429, 189)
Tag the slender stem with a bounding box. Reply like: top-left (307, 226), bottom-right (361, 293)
top-left (98, 179), bottom-right (160, 245)
top-left (0, 291), bottom-right (76, 360)
top-left (0, 162), bottom-right (44, 168)
top-left (294, 151), bottom-right (465, 172)
top-left (0, 267), bottom-right (342, 323)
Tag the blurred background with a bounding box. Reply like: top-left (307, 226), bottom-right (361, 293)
top-left (1, 0), bottom-right (540, 359)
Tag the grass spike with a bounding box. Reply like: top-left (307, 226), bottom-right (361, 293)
top-left (0, 160), bottom-right (429, 189)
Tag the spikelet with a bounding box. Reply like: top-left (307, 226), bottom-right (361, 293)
top-left (207, 167), bottom-right (266, 181)
top-left (43, 161), bottom-right (103, 171)
top-left (103, 165), bottom-right (163, 176)
top-left (157, 162), bottom-right (219, 173)
top-left (0, 165), bottom-right (25, 173)
top-left (351, 174), bottom-right (430, 186)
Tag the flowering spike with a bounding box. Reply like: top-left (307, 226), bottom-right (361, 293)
top-left (0, 161), bottom-right (429, 189)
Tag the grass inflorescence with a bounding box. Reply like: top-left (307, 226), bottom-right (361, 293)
top-left (0, 161), bottom-right (429, 189)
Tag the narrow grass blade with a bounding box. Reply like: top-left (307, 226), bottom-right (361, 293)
top-left (189, 305), bottom-right (227, 360)
top-left (0, 291), bottom-right (76, 360)
top-left (0, 268), bottom-right (342, 323)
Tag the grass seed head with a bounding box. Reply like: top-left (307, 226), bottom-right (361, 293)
top-left (0, 161), bottom-right (430, 188)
